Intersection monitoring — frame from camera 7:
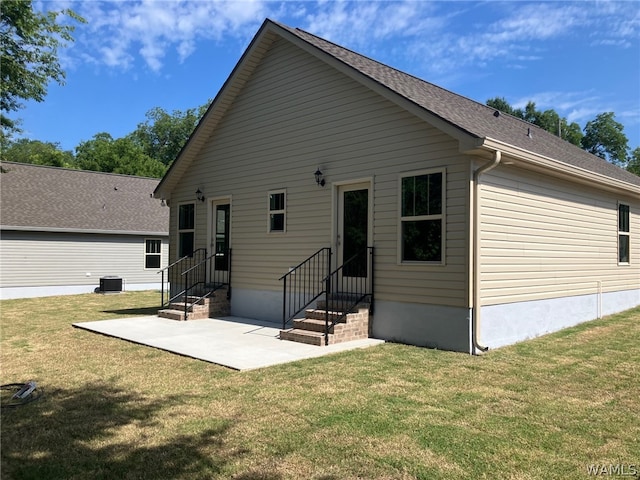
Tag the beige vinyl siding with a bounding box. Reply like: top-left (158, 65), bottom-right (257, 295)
top-left (169, 37), bottom-right (471, 308)
top-left (479, 167), bottom-right (640, 305)
top-left (0, 231), bottom-right (169, 288)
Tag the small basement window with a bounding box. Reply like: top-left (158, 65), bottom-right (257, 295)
top-left (268, 190), bottom-right (286, 233)
top-left (618, 203), bottom-right (630, 264)
top-left (145, 239), bottom-right (162, 269)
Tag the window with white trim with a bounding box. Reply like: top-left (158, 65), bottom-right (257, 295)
top-left (145, 239), bottom-right (162, 269)
top-left (400, 170), bottom-right (444, 263)
top-left (178, 203), bottom-right (195, 257)
top-left (618, 203), bottom-right (630, 264)
top-left (268, 190), bottom-right (286, 233)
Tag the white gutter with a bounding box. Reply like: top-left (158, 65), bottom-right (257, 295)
top-left (480, 137), bottom-right (640, 195)
top-left (472, 149), bottom-right (501, 354)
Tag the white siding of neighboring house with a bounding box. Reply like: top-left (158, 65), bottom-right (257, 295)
top-left (0, 231), bottom-right (169, 299)
top-left (477, 165), bottom-right (640, 348)
top-left (168, 37), bottom-right (472, 324)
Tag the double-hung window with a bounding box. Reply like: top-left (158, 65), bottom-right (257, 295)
top-left (145, 239), bottom-right (162, 269)
top-left (400, 170), bottom-right (445, 263)
top-left (268, 190), bottom-right (286, 233)
top-left (618, 203), bottom-right (630, 264)
top-left (178, 203), bottom-right (195, 257)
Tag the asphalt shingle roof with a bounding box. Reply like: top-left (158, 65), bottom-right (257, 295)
top-left (275, 21), bottom-right (640, 188)
top-left (1, 162), bottom-right (169, 234)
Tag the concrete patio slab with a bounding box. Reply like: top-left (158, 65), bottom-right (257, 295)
top-left (73, 315), bottom-right (384, 371)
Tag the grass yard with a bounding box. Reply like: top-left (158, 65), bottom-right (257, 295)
top-left (1, 291), bottom-right (639, 480)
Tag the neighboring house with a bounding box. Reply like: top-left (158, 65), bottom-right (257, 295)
top-left (154, 19), bottom-right (639, 353)
top-left (1, 162), bottom-right (169, 299)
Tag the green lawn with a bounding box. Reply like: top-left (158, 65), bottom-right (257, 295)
top-left (1, 291), bottom-right (638, 479)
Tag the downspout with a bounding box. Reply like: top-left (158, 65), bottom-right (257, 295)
top-left (472, 149), bottom-right (501, 354)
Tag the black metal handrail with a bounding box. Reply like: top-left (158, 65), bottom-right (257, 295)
top-left (158, 248), bottom-right (207, 306)
top-left (158, 247), bottom-right (231, 320)
top-left (321, 247), bottom-right (374, 345)
top-left (180, 248), bottom-right (232, 320)
top-left (280, 247), bottom-right (331, 329)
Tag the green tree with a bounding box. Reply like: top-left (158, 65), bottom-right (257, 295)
top-left (75, 133), bottom-right (167, 178)
top-left (1, 138), bottom-right (75, 167)
top-left (581, 112), bottom-right (629, 167)
top-left (560, 120), bottom-right (584, 147)
top-left (0, 1), bottom-right (84, 137)
top-left (486, 98), bottom-right (582, 147)
top-left (128, 103), bottom-right (208, 166)
top-left (486, 97), bottom-right (519, 117)
top-left (627, 147), bottom-right (640, 176)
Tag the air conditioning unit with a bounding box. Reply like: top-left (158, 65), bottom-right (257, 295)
top-left (99, 276), bottom-right (122, 293)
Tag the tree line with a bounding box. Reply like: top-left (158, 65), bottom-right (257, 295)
top-left (1, 1), bottom-right (638, 177)
top-left (1, 104), bottom-right (207, 178)
top-left (487, 98), bottom-right (639, 175)
top-left (2, 104), bottom-right (208, 178)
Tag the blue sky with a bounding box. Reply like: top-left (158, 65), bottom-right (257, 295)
top-left (21, 1), bottom-right (640, 153)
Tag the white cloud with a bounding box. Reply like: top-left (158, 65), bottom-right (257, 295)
top-left (566, 107), bottom-right (601, 125)
top-left (61, 0), bottom-right (269, 72)
top-left (36, 0), bottom-right (640, 78)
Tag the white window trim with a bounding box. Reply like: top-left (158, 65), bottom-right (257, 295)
top-left (144, 238), bottom-right (162, 270)
top-left (268, 189), bottom-right (286, 234)
top-left (177, 202), bottom-right (195, 257)
top-left (618, 202), bottom-right (630, 265)
top-left (397, 168), bottom-right (446, 266)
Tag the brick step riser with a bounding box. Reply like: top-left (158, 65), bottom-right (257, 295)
top-left (293, 319), bottom-right (368, 337)
top-left (281, 307), bottom-right (370, 346)
top-left (172, 297), bottom-right (211, 305)
top-left (169, 303), bottom-right (210, 313)
top-left (304, 309), bottom-right (346, 323)
top-left (158, 309), bottom-right (185, 321)
top-left (158, 309), bottom-right (212, 321)
top-left (158, 289), bottom-right (231, 321)
top-left (279, 329), bottom-right (327, 346)
top-left (293, 318), bottom-right (335, 334)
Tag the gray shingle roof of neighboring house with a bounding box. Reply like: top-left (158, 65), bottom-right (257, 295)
top-left (274, 21), bottom-right (640, 188)
top-left (1, 162), bottom-right (169, 235)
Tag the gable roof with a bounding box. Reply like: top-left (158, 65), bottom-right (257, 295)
top-left (1, 162), bottom-right (169, 235)
top-left (155, 19), bottom-right (640, 197)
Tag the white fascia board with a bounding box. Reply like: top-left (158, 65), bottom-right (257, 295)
top-left (475, 137), bottom-right (640, 195)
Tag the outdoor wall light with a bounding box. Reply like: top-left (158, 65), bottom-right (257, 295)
top-left (314, 168), bottom-right (325, 187)
top-left (196, 188), bottom-right (205, 202)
